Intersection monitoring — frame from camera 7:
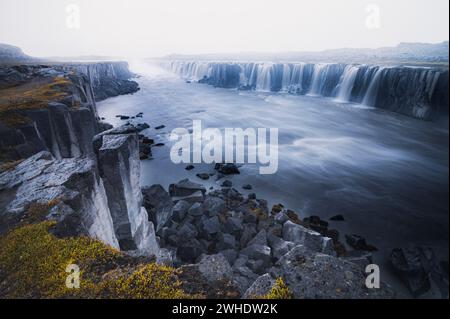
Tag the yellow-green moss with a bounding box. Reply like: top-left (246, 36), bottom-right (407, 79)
top-left (0, 222), bottom-right (195, 299)
top-left (263, 278), bottom-right (294, 299)
top-left (0, 77), bottom-right (72, 127)
top-left (0, 159), bottom-right (24, 173)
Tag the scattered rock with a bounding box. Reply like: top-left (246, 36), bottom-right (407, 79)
top-left (215, 163), bottom-right (240, 175)
top-left (390, 246), bottom-right (449, 298)
top-left (185, 165), bottom-right (195, 171)
top-left (248, 193), bottom-right (256, 200)
top-left (243, 274), bottom-right (275, 299)
top-left (283, 221), bottom-right (334, 255)
top-left (155, 125), bottom-right (165, 130)
top-left (196, 173), bottom-right (210, 180)
top-left (202, 216), bottom-right (222, 235)
top-left (169, 179), bottom-right (206, 197)
top-left (188, 202), bottom-right (204, 217)
top-left (242, 184), bottom-right (252, 190)
top-left (142, 184), bottom-right (174, 232)
top-left (221, 180), bottom-right (232, 187)
top-left (171, 200), bottom-right (190, 222)
top-left (154, 143), bottom-right (165, 147)
top-left (271, 245), bottom-right (395, 299)
top-left (330, 214), bottom-right (345, 221)
top-left (196, 254), bottom-right (232, 282)
top-left (345, 234), bottom-right (377, 252)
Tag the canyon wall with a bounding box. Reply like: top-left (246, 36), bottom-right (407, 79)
top-left (0, 63), bottom-right (162, 259)
top-left (166, 61), bottom-right (449, 120)
top-left (0, 62), bottom-right (138, 161)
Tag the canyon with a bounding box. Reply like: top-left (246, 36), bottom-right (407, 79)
top-left (0, 56), bottom-right (448, 298)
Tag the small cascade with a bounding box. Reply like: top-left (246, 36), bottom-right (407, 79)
top-left (255, 63), bottom-right (272, 91)
top-left (308, 64), bottom-right (328, 96)
top-left (335, 65), bottom-right (360, 102)
top-left (362, 67), bottom-right (384, 106)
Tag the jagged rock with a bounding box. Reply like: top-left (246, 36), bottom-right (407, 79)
top-left (155, 125), bottom-right (165, 130)
top-left (172, 200), bottom-right (190, 222)
top-left (233, 254), bottom-right (250, 269)
top-left (225, 216), bottom-right (243, 234)
top-left (330, 214), bottom-right (345, 221)
top-left (177, 238), bottom-right (205, 263)
top-left (215, 163), bottom-right (240, 175)
top-left (389, 247), bottom-right (436, 297)
top-left (196, 254), bottom-right (233, 282)
top-left (247, 229), bottom-right (267, 247)
top-left (268, 233), bottom-right (295, 260)
top-left (274, 212), bottom-right (289, 224)
top-left (283, 221), bottom-right (334, 255)
top-left (172, 190), bottom-right (205, 204)
top-left (218, 233), bottom-right (237, 250)
top-left (345, 234), bottom-right (377, 251)
top-left (142, 184), bottom-right (174, 232)
top-left (188, 202), bottom-right (204, 217)
top-left (185, 165), bottom-right (195, 171)
top-left (169, 179), bottom-right (206, 197)
top-left (202, 216), bottom-right (221, 235)
top-left (246, 259), bottom-right (266, 274)
top-left (248, 193), bottom-right (256, 200)
top-left (95, 132), bottom-right (158, 255)
top-left (233, 266), bottom-right (259, 294)
top-left (221, 180), bottom-right (232, 187)
top-left (202, 196), bottom-right (227, 216)
top-left (242, 184), bottom-right (252, 190)
top-left (342, 251), bottom-right (373, 269)
top-left (240, 244), bottom-right (271, 268)
top-left (271, 245), bottom-right (395, 299)
top-left (177, 222), bottom-right (198, 240)
top-left (196, 173), bottom-right (210, 180)
top-left (240, 224), bottom-right (257, 248)
top-left (243, 274), bottom-right (275, 299)
top-left (220, 249), bottom-right (238, 265)
top-left (0, 151), bottom-right (119, 247)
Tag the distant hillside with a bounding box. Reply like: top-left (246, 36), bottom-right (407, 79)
top-left (163, 41), bottom-right (449, 64)
top-left (0, 43), bottom-right (37, 64)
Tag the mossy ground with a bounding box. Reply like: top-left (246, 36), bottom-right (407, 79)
top-left (0, 221), bottom-right (198, 299)
top-left (0, 199), bottom-right (199, 299)
top-left (263, 278), bottom-right (294, 299)
top-left (0, 76), bottom-right (72, 127)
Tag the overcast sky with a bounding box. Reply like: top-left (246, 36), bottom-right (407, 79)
top-left (0, 0), bottom-right (448, 58)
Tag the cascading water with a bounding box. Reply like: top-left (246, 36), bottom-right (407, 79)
top-left (335, 65), bottom-right (360, 103)
top-left (255, 63), bottom-right (272, 91)
top-left (163, 61), bottom-right (447, 120)
top-left (308, 63), bottom-right (328, 96)
top-left (362, 67), bottom-right (384, 107)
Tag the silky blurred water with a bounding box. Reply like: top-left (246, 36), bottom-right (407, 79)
top-left (98, 61), bottom-right (449, 296)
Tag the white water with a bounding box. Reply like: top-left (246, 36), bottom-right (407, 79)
top-left (335, 65), bottom-right (359, 103)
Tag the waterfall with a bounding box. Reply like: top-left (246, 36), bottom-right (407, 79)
top-left (255, 63), bottom-right (272, 92)
top-left (163, 61), bottom-right (447, 120)
top-left (335, 65), bottom-right (360, 102)
top-left (308, 64), bottom-right (328, 96)
top-left (281, 64), bottom-right (292, 91)
top-left (362, 67), bottom-right (384, 106)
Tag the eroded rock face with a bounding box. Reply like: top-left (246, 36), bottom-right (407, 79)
top-left (0, 151), bottom-right (119, 248)
top-left (0, 63), bottom-right (139, 161)
top-left (94, 131), bottom-right (158, 255)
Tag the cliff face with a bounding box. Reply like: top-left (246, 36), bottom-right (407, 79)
top-left (0, 63), bottom-right (159, 258)
top-left (0, 62), bottom-right (139, 161)
top-left (166, 61), bottom-right (449, 120)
